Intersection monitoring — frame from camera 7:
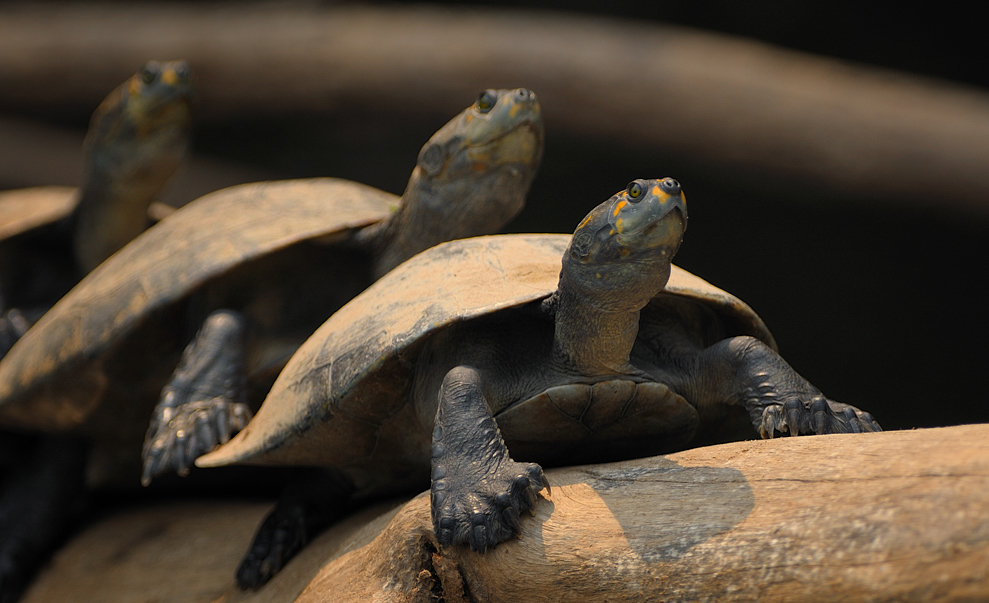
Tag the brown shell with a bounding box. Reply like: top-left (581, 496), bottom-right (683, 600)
top-left (0, 186), bottom-right (78, 241)
top-left (198, 233), bottom-right (776, 469)
top-left (0, 178), bottom-right (397, 430)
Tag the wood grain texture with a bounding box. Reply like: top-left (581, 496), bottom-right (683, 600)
top-left (23, 424), bottom-right (989, 602)
top-left (2, 4), bottom-right (989, 214)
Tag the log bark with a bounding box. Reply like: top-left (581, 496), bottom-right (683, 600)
top-left (23, 424), bottom-right (989, 602)
top-left (2, 4), bottom-right (989, 215)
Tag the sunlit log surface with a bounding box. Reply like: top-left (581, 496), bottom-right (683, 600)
top-left (2, 3), bottom-right (989, 215)
top-left (23, 424), bottom-right (989, 602)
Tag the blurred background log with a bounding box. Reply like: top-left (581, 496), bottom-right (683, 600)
top-left (23, 425), bottom-right (989, 602)
top-left (2, 2), bottom-right (989, 215)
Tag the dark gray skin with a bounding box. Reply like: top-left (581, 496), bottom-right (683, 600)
top-left (0, 60), bottom-right (192, 357)
top-left (141, 88), bottom-right (543, 485)
top-left (226, 178), bottom-right (879, 588)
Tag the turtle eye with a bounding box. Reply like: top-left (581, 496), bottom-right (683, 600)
top-left (140, 65), bottom-right (159, 85)
top-left (476, 91), bottom-right (496, 113)
top-left (626, 181), bottom-right (643, 200)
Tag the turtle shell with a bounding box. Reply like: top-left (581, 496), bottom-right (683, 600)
top-left (0, 178), bottom-right (397, 435)
top-left (0, 186), bottom-right (79, 242)
top-left (198, 233), bottom-right (775, 469)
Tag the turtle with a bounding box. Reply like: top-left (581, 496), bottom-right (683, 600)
top-left (196, 177), bottom-right (881, 589)
top-left (0, 87), bottom-right (542, 599)
top-left (0, 61), bottom-right (193, 355)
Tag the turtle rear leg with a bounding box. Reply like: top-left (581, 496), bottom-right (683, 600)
top-left (141, 309), bottom-right (252, 485)
top-left (431, 366), bottom-right (547, 553)
top-left (236, 470), bottom-right (353, 590)
top-left (693, 336), bottom-right (881, 438)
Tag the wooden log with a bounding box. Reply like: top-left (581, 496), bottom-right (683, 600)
top-left (23, 424), bottom-right (989, 602)
top-left (2, 4), bottom-right (989, 215)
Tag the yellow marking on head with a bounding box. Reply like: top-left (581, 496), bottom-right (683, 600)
top-left (509, 102), bottom-right (522, 119)
top-left (464, 113), bottom-right (474, 123)
top-left (651, 186), bottom-right (672, 204)
top-left (128, 78), bottom-right (142, 96)
top-left (578, 215), bottom-right (593, 229)
top-left (612, 200), bottom-right (627, 217)
top-left (161, 68), bottom-right (178, 86)
top-left (614, 219), bottom-right (623, 233)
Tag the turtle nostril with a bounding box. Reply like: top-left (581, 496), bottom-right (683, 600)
top-left (516, 89), bottom-right (532, 101)
top-left (661, 178), bottom-right (681, 195)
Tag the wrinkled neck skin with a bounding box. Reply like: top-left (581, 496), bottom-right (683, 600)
top-left (360, 164), bottom-right (529, 278)
top-left (71, 112), bottom-right (189, 274)
top-left (551, 259), bottom-right (672, 377)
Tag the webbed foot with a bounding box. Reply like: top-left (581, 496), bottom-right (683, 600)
top-left (432, 459), bottom-right (546, 552)
top-left (141, 397), bottom-right (252, 485)
top-left (141, 310), bottom-right (250, 485)
top-left (431, 366), bottom-right (547, 553)
top-left (236, 471), bottom-right (351, 590)
top-left (236, 500), bottom-right (308, 590)
top-left (760, 397), bottom-right (881, 438)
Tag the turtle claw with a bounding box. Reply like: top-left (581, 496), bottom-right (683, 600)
top-left (760, 397), bottom-right (881, 438)
top-left (236, 503), bottom-right (307, 590)
top-left (431, 460), bottom-right (545, 552)
top-left (141, 398), bottom-right (252, 485)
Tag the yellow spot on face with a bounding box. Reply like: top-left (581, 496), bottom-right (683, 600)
top-left (578, 215), bottom-right (593, 229)
top-left (615, 218), bottom-right (624, 233)
top-left (128, 78), bottom-right (141, 96)
top-left (509, 102), bottom-right (522, 119)
top-left (651, 186), bottom-right (662, 196)
top-left (161, 68), bottom-right (178, 86)
top-left (612, 200), bottom-right (627, 217)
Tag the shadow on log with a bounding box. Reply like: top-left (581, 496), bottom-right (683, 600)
top-left (2, 3), bottom-right (989, 215)
top-left (23, 425), bottom-right (989, 602)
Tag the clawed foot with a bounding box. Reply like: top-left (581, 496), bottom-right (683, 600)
top-left (141, 398), bottom-right (252, 485)
top-left (431, 460), bottom-right (547, 553)
top-left (760, 397), bottom-right (881, 438)
top-left (236, 503), bottom-right (309, 590)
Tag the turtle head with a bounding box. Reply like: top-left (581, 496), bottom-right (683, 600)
top-left (121, 60), bottom-right (194, 131)
top-left (74, 61), bottom-right (194, 273)
top-left (371, 89), bottom-right (542, 276)
top-left (87, 60), bottom-right (194, 156)
top-left (562, 178), bottom-right (687, 311)
top-left (407, 88), bottom-right (543, 235)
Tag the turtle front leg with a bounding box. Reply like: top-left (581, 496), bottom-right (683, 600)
top-left (695, 336), bottom-right (881, 438)
top-left (431, 366), bottom-right (547, 553)
top-left (141, 310), bottom-right (252, 485)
